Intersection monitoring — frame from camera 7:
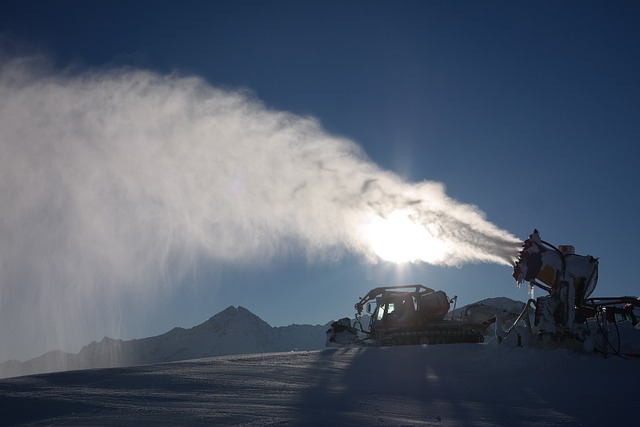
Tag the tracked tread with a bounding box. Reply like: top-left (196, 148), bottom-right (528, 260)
top-left (375, 324), bottom-right (486, 346)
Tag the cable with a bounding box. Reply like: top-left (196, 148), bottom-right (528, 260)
top-left (595, 308), bottom-right (622, 357)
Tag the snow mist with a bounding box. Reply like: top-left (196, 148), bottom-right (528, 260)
top-left (0, 56), bottom-right (520, 361)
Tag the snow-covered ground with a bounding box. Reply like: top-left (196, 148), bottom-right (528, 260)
top-left (2, 301), bottom-right (640, 426)
top-left (1, 342), bottom-right (639, 426)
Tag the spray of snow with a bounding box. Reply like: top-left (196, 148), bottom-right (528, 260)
top-left (0, 55), bottom-right (521, 361)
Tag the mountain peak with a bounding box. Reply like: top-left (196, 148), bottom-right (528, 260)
top-left (209, 305), bottom-right (261, 321)
top-left (219, 305), bottom-right (239, 315)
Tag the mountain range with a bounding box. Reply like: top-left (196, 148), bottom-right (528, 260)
top-left (0, 306), bottom-right (328, 378)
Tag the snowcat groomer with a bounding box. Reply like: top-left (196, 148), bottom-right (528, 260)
top-left (326, 285), bottom-right (492, 347)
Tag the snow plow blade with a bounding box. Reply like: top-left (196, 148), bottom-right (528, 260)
top-left (325, 318), bottom-right (359, 347)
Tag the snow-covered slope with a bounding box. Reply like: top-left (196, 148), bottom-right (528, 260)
top-left (0, 306), bottom-right (327, 378)
top-left (1, 344), bottom-right (639, 426)
top-left (2, 298), bottom-right (640, 425)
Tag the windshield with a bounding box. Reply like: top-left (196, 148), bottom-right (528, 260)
top-left (373, 303), bottom-right (386, 321)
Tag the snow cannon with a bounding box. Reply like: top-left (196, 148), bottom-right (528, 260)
top-left (502, 229), bottom-right (637, 353)
top-left (513, 229), bottom-right (599, 304)
top-left (507, 230), bottom-right (640, 356)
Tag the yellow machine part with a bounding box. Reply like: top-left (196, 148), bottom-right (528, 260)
top-left (537, 264), bottom-right (558, 288)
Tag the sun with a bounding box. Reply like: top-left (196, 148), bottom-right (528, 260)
top-left (362, 210), bottom-right (450, 264)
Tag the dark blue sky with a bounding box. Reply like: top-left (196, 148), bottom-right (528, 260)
top-left (4, 2), bottom-right (637, 183)
top-left (2, 1), bottom-right (639, 357)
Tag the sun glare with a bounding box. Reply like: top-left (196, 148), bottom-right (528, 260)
top-left (362, 210), bottom-right (451, 264)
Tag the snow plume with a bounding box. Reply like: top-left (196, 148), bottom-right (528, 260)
top-left (0, 55), bottom-right (520, 360)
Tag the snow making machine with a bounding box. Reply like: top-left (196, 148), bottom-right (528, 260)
top-left (326, 284), bottom-right (492, 347)
top-left (507, 229), bottom-right (640, 354)
top-left (327, 229), bottom-right (640, 353)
